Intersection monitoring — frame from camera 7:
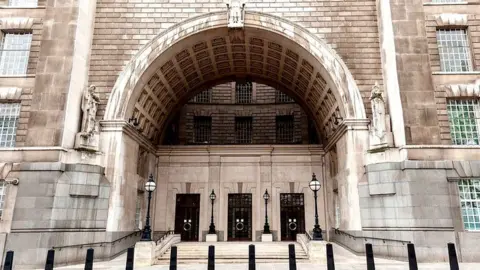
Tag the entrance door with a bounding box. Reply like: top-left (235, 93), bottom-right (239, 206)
top-left (280, 193), bottom-right (306, 241)
top-left (227, 194), bottom-right (252, 241)
top-left (174, 194), bottom-right (200, 241)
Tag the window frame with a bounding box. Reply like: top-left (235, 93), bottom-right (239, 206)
top-left (234, 116), bottom-right (253, 144)
top-left (457, 178), bottom-right (480, 231)
top-left (446, 98), bottom-right (480, 145)
top-left (436, 27), bottom-right (473, 73)
top-left (7, 0), bottom-right (38, 7)
top-left (193, 116), bottom-right (212, 144)
top-left (0, 30), bottom-right (33, 76)
top-left (276, 115), bottom-right (295, 144)
top-left (0, 102), bottom-right (21, 147)
top-left (235, 81), bottom-right (253, 104)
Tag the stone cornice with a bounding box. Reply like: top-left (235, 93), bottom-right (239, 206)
top-left (0, 17), bottom-right (35, 29)
top-left (434, 13), bottom-right (468, 26)
top-left (440, 79), bottom-right (480, 97)
top-left (0, 87), bottom-right (22, 100)
top-left (156, 145), bottom-right (324, 156)
top-left (325, 118), bottom-right (369, 151)
top-left (99, 120), bottom-right (156, 153)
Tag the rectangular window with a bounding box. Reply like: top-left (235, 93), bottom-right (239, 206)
top-left (0, 32), bottom-right (32, 76)
top-left (8, 0), bottom-right (38, 6)
top-left (0, 103), bottom-right (20, 147)
top-left (275, 90), bottom-right (294, 103)
top-left (436, 29), bottom-right (472, 72)
top-left (194, 116), bottom-right (211, 143)
top-left (192, 89), bottom-right (211, 103)
top-left (235, 117), bottom-right (252, 144)
top-left (458, 179), bottom-right (480, 231)
top-left (235, 81), bottom-right (252, 104)
top-left (276, 115), bottom-right (294, 143)
top-left (0, 181), bottom-right (5, 218)
top-left (447, 99), bottom-right (480, 145)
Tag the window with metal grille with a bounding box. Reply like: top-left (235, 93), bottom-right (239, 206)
top-left (431, 0), bottom-right (463, 3)
top-left (447, 99), bottom-right (480, 145)
top-left (276, 90), bottom-right (294, 103)
top-left (235, 117), bottom-right (252, 144)
top-left (8, 0), bottom-right (38, 6)
top-left (458, 179), bottom-right (480, 231)
top-left (194, 116), bottom-right (211, 143)
top-left (436, 29), bottom-right (472, 72)
top-left (192, 89), bottom-right (211, 103)
top-left (0, 181), bottom-right (5, 218)
top-left (0, 103), bottom-right (20, 147)
top-left (135, 193), bottom-right (142, 229)
top-left (235, 81), bottom-right (252, 104)
top-left (276, 115), bottom-right (294, 143)
top-left (0, 32), bottom-right (32, 76)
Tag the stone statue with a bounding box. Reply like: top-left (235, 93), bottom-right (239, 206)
top-left (370, 81), bottom-right (386, 139)
top-left (226, 0), bottom-right (245, 28)
top-left (81, 85), bottom-right (100, 136)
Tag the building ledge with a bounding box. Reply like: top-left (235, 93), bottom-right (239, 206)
top-left (0, 6), bottom-right (46, 9)
top-left (424, 2), bottom-right (469, 6)
top-left (432, 71), bottom-right (480, 75)
top-left (0, 74), bottom-right (35, 79)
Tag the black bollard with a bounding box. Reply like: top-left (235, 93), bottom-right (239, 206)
top-left (45, 249), bottom-right (55, 270)
top-left (448, 243), bottom-right (459, 270)
top-left (208, 245), bottom-right (215, 270)
top-left (407, 243), bottom-right (418, 270)
top-left (169, 246), bottom-right (177, 270)
top-left (84, 248), bottom-right (94, 270)
top-left (249, 244), bottom-right (255, 270)
top-left (126, 247), bottom-right (134, 270)
top-left (326, 243), bottom-right (335, 270)
top-left (4, 250), bottom-right (14, 270)
top-left (288, 244), bottom-right (296, 270)
top-left (365, 243), bottom-right (375, 270)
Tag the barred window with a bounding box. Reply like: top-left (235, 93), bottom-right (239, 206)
top-left (194, 116), bottom-right (211, 143)
top-left (276, 90), bottom-right (294, 103)
top-left (447, 99), bottom-right (480, 145)
top-left (235, 81), bottom-right (252, 104)
top-left (0, 32), bottom-right (32, 76)
top-left (431, 0), bottom-right (463, 3)
top-left (437, 29), bottom-right (472, 72)
top-left (8, 0), bottom-right (38, 6)
top-left (235, 117), bottom-right (252, 144)
top-left (458, 179), bottom-right (480, 231)
top-left (276, 115), bottom-right (294, 143)
top-left (191, 89), bottom-right (211, 103)
top-left (0, 181), bottom-right (5, 217)
top-left (0, 103), bottom-right (20, 147)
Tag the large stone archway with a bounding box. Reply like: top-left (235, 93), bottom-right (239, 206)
top-left (101, 11), bottom-right (369, 233)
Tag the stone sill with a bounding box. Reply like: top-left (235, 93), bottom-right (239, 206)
top-left (401, 145), bottom-right (480, 149)
top-left (0, 6), bottom-right (45, 9)
top-left (0, 74), bottom-right (35, 78)
top-left (432, 71), bottom-right (480, 75)
top-left (423, 2), bottom-right (469, 6)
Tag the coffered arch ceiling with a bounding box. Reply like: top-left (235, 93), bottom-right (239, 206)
top-left (105, 12), bottom-right (366, 145)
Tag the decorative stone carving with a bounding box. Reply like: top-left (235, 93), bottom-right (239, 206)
top-left (0, 87), bottom-right (22, 100)
top-left (442, 79), bottom-right (480, 97)
top-left (434, 13), bottom-right (468, 27)
top-left (75, 85), bottom-right (100, 152)
top-left (368, 82), bottom-right (393, 152)
top-left (0, 17), bottom-right (34, 30)
top-left (226, 0), bottom-right (245, 28)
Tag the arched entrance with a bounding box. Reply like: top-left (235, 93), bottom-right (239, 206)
top-left (101, 11), bottom-right (368, 236)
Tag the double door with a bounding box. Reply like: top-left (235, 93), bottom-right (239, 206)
top-left (227, 193), bottom-right (252, 241)
top-left (174, 194), bottom-right (200, 241)
top-left (280, 193), bottom-right (306, 241)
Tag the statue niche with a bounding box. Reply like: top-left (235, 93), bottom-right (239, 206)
top-left (368, 82), bottom-right (393, 152)
top-left (75, 85), bottom-right (100, 152)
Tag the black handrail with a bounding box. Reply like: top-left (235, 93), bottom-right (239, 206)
top-left (156, 230), bottom-right (175, 245)
top-left (333, 228), bottom-right (411, 245)
top-left (52, 230), bottom-right (142, 250)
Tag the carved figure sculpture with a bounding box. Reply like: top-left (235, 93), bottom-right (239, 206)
top-left (370, 81), bottom-right (386, 139)
top-left (227, 0), bottom-right (245, 28)
top-left (81, 85), bottom-right (100, 136)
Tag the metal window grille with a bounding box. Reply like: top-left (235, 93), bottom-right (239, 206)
top-left (0, 103), bottom-right (20, 147)
top-left (275, 90), bottom-right (294, 103)
top-left (135, 193), bottom-right (142, 229)
top-left (447, 99), bottom-right (480, 145)
top-left (276, 115), bottom-right (294, 143)
top-left (192, 89), bottom-right (211, 103)
top-left (235, 81), bottom-right (252, 104)
top-left (194, 116), bottom-right (211, 143)
top-left (235, 117), bottom-right (252, 144)
top-left (437, 29), bottom-right (472, 72)
top-left (8, 0), bottom-right (38, 6)
top-left (0, 32), bottom-right (32, 76)
top-left (0, 181), bottom-right (5, 218)
top-left (431, 0), bottom-right (463, 3)
top-left (458, 179), bottom-right (480, 231)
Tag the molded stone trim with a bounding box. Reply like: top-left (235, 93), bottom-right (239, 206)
top-left (0, 17), bottom-right (35, 30)
top-left (0, 87), bottom-right (22, 100)
top-left (434, 13), bottom-right (468, 26)
top-left (441, 79), bottom-right (480, 97)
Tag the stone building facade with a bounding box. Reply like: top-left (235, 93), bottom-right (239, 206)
top-left (0, 0), bottom-right (479, 267)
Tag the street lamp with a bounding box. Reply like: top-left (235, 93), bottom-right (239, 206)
top-left (263, 189), bottom-right (270, 234)
top-left (141, 174), bottom-right (156, 241)
top-left (309, 172), bottom-right (323, 240)
top-left (208, 189), bottom-right (216, 234)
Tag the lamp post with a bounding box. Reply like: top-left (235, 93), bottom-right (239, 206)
top-left (309, 172), bottom-right (323, 240)
top-left (263, 189), bottom-right (270, 234)
top-left (208, 189), bottom-right (216, 234)
top-left (140, 174), bottom-right (156, 241)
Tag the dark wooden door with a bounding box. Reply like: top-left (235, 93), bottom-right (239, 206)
top-left (280, 193), bottom-right (306, 241)
top-left (174, 194), bottom-right (200, 241)
top-left (227, 194), bottom-right (252, 241)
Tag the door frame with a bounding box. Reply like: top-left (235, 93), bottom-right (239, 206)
top-left (174, 193), bottom-right (201, 241)
top-left (227, 193), bottom-right (253, 241)
top-left (279, 193), bottom-right (306, 241)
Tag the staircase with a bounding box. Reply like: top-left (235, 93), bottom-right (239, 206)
top-left (155, 242), bottom-right (308, 264)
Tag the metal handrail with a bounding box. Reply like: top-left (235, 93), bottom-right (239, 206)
top-left (52, 230), bottom-right (142, 250)
top-left (156, 230), bottom-right (175, 245)
top-left (333, 228), bottom-right (411, 245)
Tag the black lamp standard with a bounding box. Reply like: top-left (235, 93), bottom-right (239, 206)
top-left (208, 189), bottom-right (216, 234)
top-left (309, 173), bottom-right (323, 240)
top-left (263, 189), bottom-right (270, 234)
top-left (141, 174), bottom-right (157, 241)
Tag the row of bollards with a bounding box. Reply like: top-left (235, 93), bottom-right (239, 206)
top-left (2, 241), bottom-right (463, 270)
